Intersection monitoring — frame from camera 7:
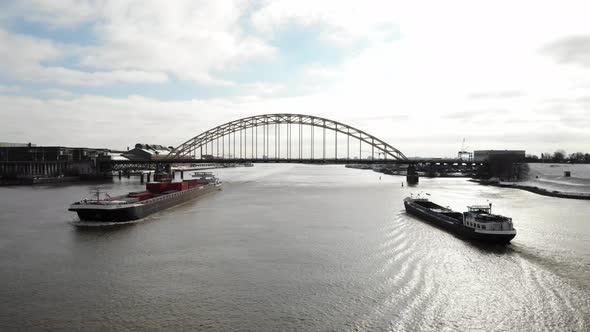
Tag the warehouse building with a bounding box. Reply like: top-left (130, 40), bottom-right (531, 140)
top-left (121, 143), bottom-right (173, 161)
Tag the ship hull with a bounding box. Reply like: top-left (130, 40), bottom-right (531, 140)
top-left (70, 184), bottom-right (221, 223)
top-left (73, 205), bottom-right (141, 222)
top-left (404, 198), bottom-right (516, 244)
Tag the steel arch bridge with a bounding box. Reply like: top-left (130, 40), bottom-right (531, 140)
top-left (169, 113), bottom-right (408, 162)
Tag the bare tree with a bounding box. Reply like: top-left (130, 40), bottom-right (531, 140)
top-left (569, 152), bottom-right (585, 163)
top-left (552, 150), bottom-right (566, 162)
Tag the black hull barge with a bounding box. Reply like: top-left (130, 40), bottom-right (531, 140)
top-left (404, 197), bottom-right (516, 244)
top-left (69, 173), bottom-right (221, 225)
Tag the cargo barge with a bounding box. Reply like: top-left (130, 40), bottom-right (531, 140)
top-left (404, 196), bottom-right (516, 244)
top-left (69, 172), bottom-right (222, 225)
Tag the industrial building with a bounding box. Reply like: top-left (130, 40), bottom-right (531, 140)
top-left (474, 150), bottom-right (526, 162)
top-left (474, 150), bottom-right (526, 180)
top-left (0, 144), bottom-right (109, 162)
top-left (122, 144), bottom-right (173, 161)
top-left (0, 143), bottom-right (110, 181)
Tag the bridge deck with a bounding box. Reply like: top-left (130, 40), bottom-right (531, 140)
top-left (103, 158), bottom-right (483, 165)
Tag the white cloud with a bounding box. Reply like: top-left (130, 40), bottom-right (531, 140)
top-left (12, 0), bottom-right (100, 27)
top-left (251, 0), bottom-right (402, 46)
top-left (0, 85), bottom-right (20, 93)
top-left (3, 1), bottom-right (278, 86)
top-left (41, 88), bottom-right (75, 98)
top-left (0, 29), bottom-right (168, 86)
top-left (0, 94), bottom-right (248, 149)
top-left (85, 1), bottom-right (276, 85)
top-left (541, 36), bottom-right (590, 69)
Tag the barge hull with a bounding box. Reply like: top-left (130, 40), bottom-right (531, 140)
top-left (70, 184), bottom-right (221, 222)
top-left (74, 206), bottom-right (140, 222)
top-left (404, 199), bottom-right (515, 244)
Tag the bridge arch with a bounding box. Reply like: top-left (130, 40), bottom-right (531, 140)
top-left (169, 113), bottom-right (407, 161)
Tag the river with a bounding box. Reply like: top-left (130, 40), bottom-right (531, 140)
top-left (0, 164), bottom-right (588, 331)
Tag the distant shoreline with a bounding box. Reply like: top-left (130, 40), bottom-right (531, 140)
top-left (470, 179), bottom-right (590, 200)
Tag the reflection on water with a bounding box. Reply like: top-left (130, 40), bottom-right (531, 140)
top-left (0, 164), bottom-right (588, 331)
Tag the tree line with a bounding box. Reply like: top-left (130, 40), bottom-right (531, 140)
top-left (525, 150), bottom-right (590, 163)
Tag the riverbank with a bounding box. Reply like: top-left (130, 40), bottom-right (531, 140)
top-left (472, 163), bottom-right (590, 200)
top-left (470, 179), bottom-right (590, 200)
top-left (0, 175), bottom-right (112, 186)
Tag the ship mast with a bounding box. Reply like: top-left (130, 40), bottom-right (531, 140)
top-left (89, 187), bottom-right (108, 201)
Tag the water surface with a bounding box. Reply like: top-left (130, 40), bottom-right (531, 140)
top-left (0, 165), bottom-right (588, 330)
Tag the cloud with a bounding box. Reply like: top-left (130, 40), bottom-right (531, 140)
top-left (0, 29), bottom-right (168, 86)
top-left (10, 0), bottom-right (101, 27)
top-left (41, 88), bottom-right (74, 98)
top-left (251, 0), bottom-right (402, 46)
top-left (240, 82), bottom-right (286, 98)
top-left (442, 110), bottom-right (519, 127)
top-left (352, 115), bottom-right (409, 122)
top-left (2, 1), bottom-right (278, 87)
top-left (0, 94), bottom-right (249, 149)
top-left (467, 91), bottom-right (525, 100)
top-left (538, 94), bottom-right (590, 130)
top-left (541, 35), bottom-right (590, 68)
top-left (0, 85), bottom-right (20, 93)
top-left (444, 111), bottom-right (481, 120)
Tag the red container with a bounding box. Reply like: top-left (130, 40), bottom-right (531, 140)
top-left (187, 179), bottom-right (201, 188)
top-left (146, 182), bottom-right (166, 193)
top-left (169, 182), bottom-right (189, 191)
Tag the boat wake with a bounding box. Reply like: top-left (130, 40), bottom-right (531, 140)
top-left (69, 218), bottom-right (148, 227)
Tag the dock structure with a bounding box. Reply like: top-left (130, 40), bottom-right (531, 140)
top-left (0, 144), bottom-right (111, 184)
top-left (0, 160), bottom-right (71, 178)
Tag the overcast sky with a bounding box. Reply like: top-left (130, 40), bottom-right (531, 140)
top-left (1, 0), bottom-right (590, 157)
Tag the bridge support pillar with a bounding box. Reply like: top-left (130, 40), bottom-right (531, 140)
top-left (181, 170), bottom-right (184, 179)
top-left (140, 173), bottom-right (144, 184)
top-left (406, 164), bottom-right (419, 185)
top-left (147, 172), bottom-right (151, 182)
